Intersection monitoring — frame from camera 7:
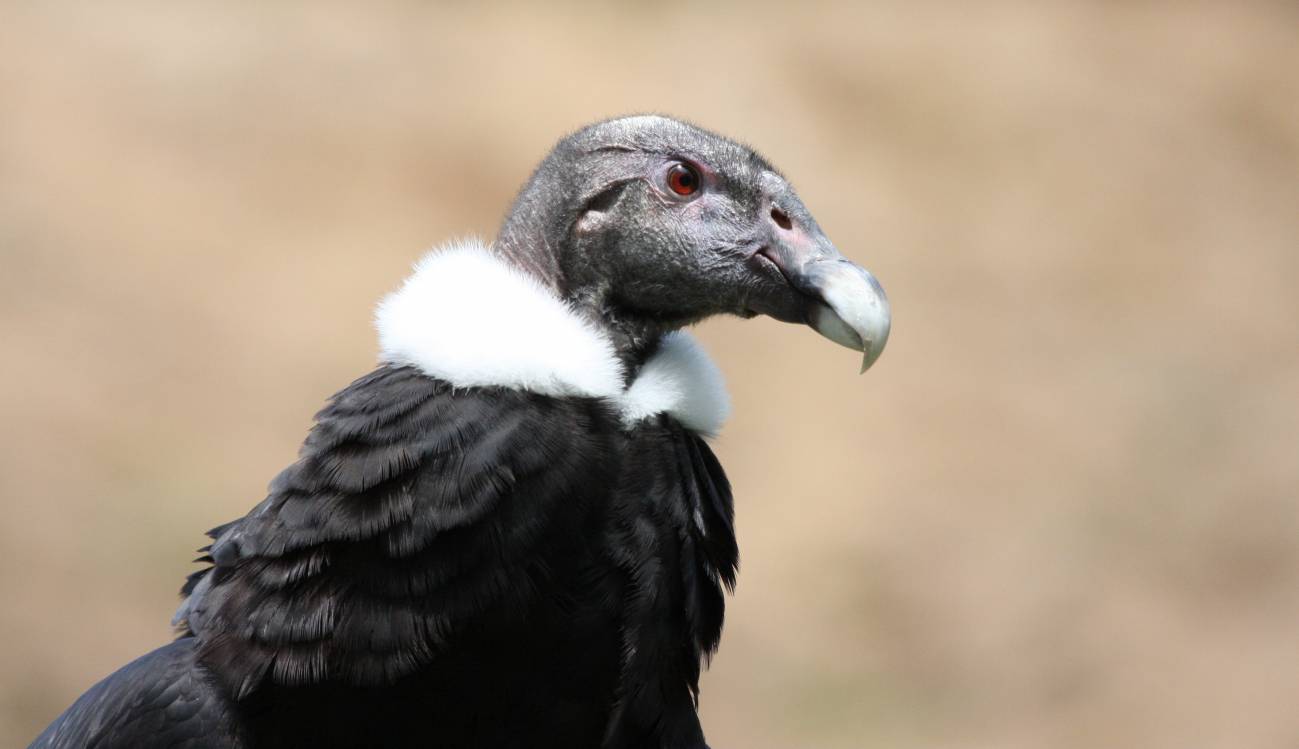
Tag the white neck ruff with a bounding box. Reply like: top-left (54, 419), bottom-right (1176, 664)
top-left (374, 239), bottom-right (729, 435)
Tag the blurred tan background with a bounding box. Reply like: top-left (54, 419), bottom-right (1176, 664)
top-left (3, 1), bottom-right (1298, 747)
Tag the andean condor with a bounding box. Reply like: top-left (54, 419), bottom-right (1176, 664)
top-left (31, 115), bottom-right (890, 749)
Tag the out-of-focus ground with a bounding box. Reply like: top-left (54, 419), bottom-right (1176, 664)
top-left (2, 1), bottom-right (1297, 747)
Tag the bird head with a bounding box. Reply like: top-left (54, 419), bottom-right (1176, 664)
top-left (495, 115), bottom-right (890, 372)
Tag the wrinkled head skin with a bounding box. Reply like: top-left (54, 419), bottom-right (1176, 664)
top-left (495, 115), bottom-right (890, 372)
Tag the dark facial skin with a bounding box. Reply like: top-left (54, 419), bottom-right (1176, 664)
top-left (495, 115), bottom-right (889, 374)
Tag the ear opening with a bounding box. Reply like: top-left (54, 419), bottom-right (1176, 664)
top-left (585, 180), bottom-right (631, 213)
top-left (575, 180), bottom-right (632, 234)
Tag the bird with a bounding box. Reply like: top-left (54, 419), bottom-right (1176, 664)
top-left (30, 115), bottom-right (890, 749)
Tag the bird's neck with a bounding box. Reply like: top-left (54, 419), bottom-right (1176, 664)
top-left (494, 233), bottom-right (666, 377)
top-left (577, 299), bottom-right (669, 375)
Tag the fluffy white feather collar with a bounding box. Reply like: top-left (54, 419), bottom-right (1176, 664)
top-left (375, 240), bottom-right (729, 435)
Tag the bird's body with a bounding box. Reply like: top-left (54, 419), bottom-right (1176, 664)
top-left (32, 116), bottom-right (889, 749)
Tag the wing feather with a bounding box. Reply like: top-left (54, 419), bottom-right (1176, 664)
top-left (29, 638), bottom-right (246, 749)
top-left (176, 365), bottom-right (617, 697)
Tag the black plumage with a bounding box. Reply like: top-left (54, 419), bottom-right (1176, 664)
top-left (31, 115), bottom-right (889, 749)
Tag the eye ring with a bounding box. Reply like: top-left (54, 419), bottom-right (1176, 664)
top-left (665, 163), bottom-right (701, 197)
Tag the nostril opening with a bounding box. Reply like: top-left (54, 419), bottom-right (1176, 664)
top-left (770, 207), bottom-right (793, 231)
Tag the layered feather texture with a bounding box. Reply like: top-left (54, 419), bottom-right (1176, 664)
top-left (156, 363), bottom-right (737, 747)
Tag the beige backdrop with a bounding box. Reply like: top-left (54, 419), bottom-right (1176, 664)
top-left (2, 2), bottom-right (1297, 747)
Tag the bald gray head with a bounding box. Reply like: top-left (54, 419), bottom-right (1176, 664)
top-left (495, 115), bottom-right (889, 372)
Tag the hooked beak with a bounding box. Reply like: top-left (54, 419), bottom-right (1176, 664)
top-left (747, 198), bottom-right (891, 372)
top-left (796, 258), bottom-right (891, 373)
top-left (760, 242), bottom-right (891, 373)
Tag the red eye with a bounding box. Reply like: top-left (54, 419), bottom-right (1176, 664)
top-left (666, 163), bottom-right (700, 196)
